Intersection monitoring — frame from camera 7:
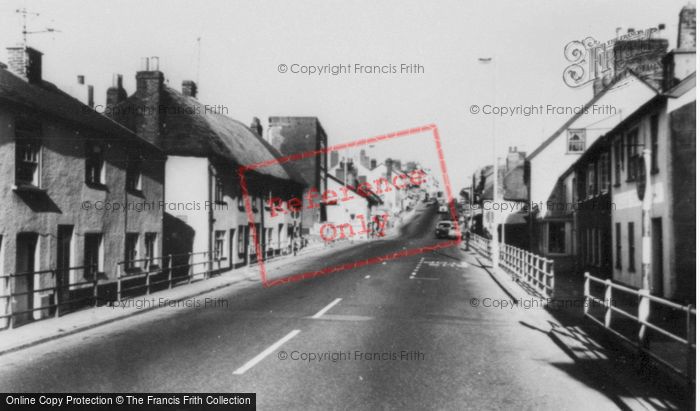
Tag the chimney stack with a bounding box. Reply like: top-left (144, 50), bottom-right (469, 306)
top-left (7, 46), bottom-right (42, 83)
top-left (182, 80), bottom-right (197, 98)
top-left (678, 3), bottom-right (696, 49)
top-left (68, 74), bottom-right (95, 108)
top-left (662, 4), bottom-right (696, 89)
top-left (136, 57), bottom-right (164, 94)
top-left (133, 57), bottom-right (164, 146)
top-left (106, 74), bottom-right (127, 112)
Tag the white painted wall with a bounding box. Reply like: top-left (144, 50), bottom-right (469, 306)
top-left (165, 156), bottom-right (209, 268)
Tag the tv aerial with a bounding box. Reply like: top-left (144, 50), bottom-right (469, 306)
top-left (16, 7), bottom-right (61, 49)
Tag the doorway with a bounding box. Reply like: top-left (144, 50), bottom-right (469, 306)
top-left (56, 225), bottom-right (73, 314)
top-left (15, 233), bottom-right (38, 324)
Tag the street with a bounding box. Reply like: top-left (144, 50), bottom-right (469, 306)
top-left (0, 202), bottom-right (627, 410)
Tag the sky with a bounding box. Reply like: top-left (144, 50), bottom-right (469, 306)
top-left (0, 0), bottom-right (692, 190)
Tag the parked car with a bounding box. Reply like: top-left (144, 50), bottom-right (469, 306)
top-left (435, 220), bottom-right (458, 239)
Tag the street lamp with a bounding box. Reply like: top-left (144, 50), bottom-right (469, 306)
top-left (479, 57), bottom-right (499, 269)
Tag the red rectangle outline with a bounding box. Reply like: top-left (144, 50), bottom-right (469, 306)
top-left (238, 124), bottom-right (461, 287)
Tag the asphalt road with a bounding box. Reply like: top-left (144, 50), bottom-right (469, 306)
top-left (0, 202), bottom-right (626, 410)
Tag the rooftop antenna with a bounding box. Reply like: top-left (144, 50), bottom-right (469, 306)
top-left (16, 7), bottom-right (61, 50)
top-left (196, 36), bottom-right (202, 85)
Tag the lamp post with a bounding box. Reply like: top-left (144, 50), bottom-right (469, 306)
top-left (479, 57), bottom-right (499, 269)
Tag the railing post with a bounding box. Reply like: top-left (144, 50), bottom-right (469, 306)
top-left (167, 255), bottom-right (173, 289)
top-left (686, 304), bottom-right (695, 390)
top-left (54, 269), bottom-right (60, 318)
top-left (116, 264), bottom-right (122, 302)
top-left (8, 274), bottom-right (15, 329)
top-left (188, 253), bottom-right (193, 284)
top-left (549, 260), bottom-right (555, 298)
top-left (145, 264), bottom-right (151, 295)
top-left (92, 264), bottom-right (99, 307)
top-left (637, 288), bottom-right (651, 370)
top-left (583, 272), bottom-right (590, 316)
top-left (604, 279), bottom-right (612, 328)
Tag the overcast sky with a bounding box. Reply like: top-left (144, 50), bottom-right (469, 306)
top-left (0, 0), bottom-right (692, 189)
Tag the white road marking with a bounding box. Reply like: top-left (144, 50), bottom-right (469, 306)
top-left (364, 275), bottom-right (371, 279)
top-left (311, 298), bottom-right (343, 319)
top-left (232, 329), bottom-right (300, 375)
top-left (410, 257), bottom-right (424, 279)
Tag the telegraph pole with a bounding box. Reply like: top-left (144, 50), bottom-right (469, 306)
top-left (640, 148), bottom-right (652, 290)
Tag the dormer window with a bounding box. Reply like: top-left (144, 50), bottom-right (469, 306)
top-left (86, 142), bottom-right (105, 185)
top-left (567, 129), bottom-right (586, 153)
top-left (14, 120), bottom-right (42, 187)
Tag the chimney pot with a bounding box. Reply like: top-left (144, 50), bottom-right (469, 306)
top-left (250, 117), bottom-right (262, 137)
top-left (87, 85), bottom-right (94, 108)
top-left (182, 80), bottom-right (198, 98)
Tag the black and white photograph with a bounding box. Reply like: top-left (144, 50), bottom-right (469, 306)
top-left (0, 0), bottom-right (696, 409)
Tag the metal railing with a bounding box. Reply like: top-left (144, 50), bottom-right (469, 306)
top-left (469, 232), bottom-right (491, 259)
top-left (584, 272), bottom-right (696, 382)
top-left (0, 251), bottom-right (228, 330)
top-left (0, 265), bottom-right (99, 329)
top-left (116, 251), bottom-right (223, 301)
top-left (500, 244), bottom-right (555, 298)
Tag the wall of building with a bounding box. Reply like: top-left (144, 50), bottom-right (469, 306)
top-left (268, 117), bottom-right (327, 232)
top-left (163, 156), bottom-right (208, 274)
top-left (0, 108), bottom-right (164, 324)
top-left (610, 109), bottom-right (673, 297)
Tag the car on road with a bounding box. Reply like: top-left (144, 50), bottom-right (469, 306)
top-left (435, 220), bottom-right (458, 239)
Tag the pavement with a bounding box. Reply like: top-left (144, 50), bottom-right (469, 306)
top-left (0, 203), bottom-right (691, 410)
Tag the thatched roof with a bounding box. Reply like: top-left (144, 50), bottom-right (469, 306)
top-left (111, 82), bottom-right (305, 185)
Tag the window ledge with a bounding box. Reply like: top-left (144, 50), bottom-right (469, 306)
top-left (127, 188), bottom-right (145, 198)
top-left (12, 183), bottom-right (46, 193)
top-left (85, 181), bottom-right (108, 191)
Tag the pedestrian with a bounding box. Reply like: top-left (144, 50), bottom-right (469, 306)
top-left (462, 222), bottom-right (471, 250)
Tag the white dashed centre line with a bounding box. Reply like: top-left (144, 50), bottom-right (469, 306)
top-left (233, 329), bottom-right (300, 375)
top-left (311, 298), bottom-right (343, 319)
